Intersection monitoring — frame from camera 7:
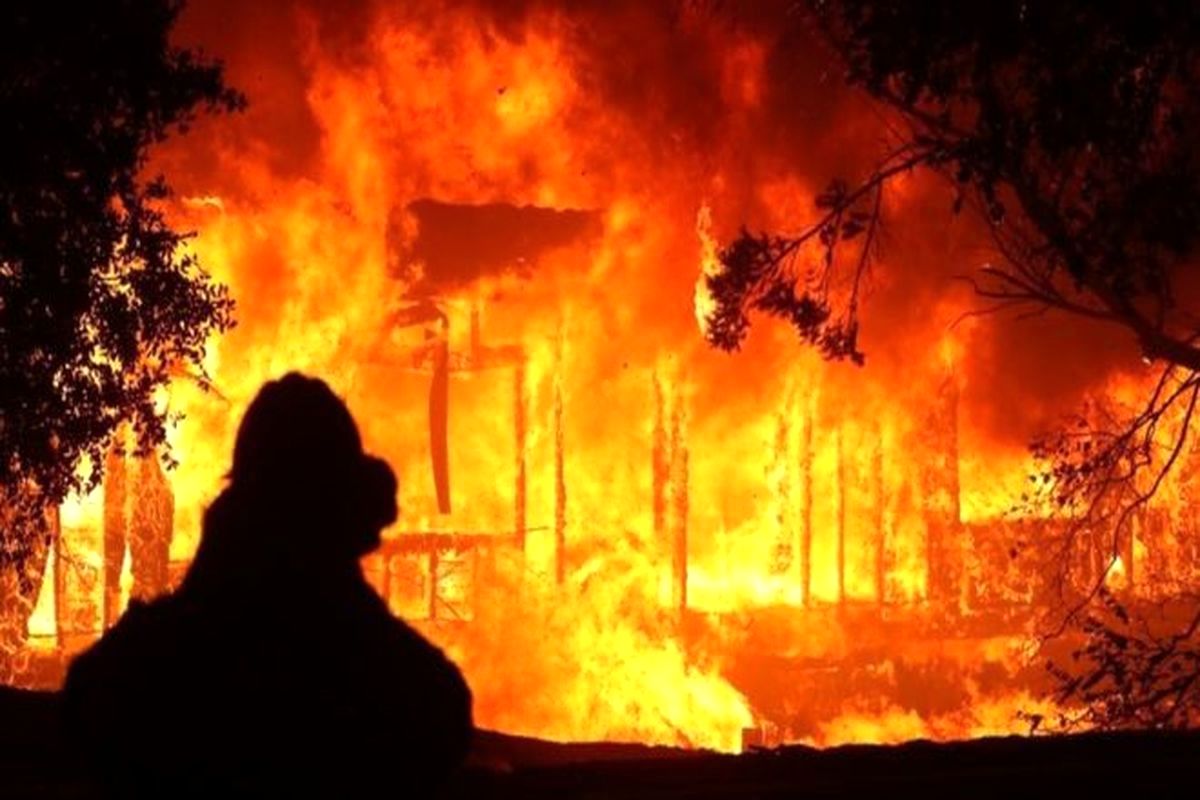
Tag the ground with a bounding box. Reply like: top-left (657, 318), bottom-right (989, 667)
top-left (1, 687), bottom-right (1195, 798)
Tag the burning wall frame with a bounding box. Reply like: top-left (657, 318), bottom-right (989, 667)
top-left (366, 302), bottom-right (549, 623)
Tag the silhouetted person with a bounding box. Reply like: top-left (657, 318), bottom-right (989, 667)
top-left (63, 373), bottom-right (473, 797)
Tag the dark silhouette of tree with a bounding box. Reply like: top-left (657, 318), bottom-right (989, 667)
top-left (706, 2), bottom-right (1200, 368)
top-left (701, 1), bottom-right (1200, 727)
top-left (0, 0), bottom-right (241, 658)
top-left (1037, 586), bottom-right (1200, 732)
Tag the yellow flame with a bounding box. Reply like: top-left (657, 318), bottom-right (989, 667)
top-left (694, 204), bottom-right (721, 337)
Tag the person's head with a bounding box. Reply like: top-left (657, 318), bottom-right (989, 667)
top-left (226, 372), bottom-right (397, 557)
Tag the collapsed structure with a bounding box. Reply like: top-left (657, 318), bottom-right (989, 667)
top-left (8, 2), bottom-right (1200, 752)
top-left (9, 193), bottom-right (1197, 752)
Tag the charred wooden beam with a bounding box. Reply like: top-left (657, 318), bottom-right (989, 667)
top-left (772, 411), bottom-right (792, 574)
top-left (384, 301), bottom-right (454, 514)
top-left (872, 424), bottom-right (886, 605)
top-left (836, 425), bottom-right (846, 607)
top-left (470, 304), bottom-right (482, 363)
top-left (101, 428), bottom-right (127, 630)
top-left (51, 507), bottom-right (64, 647)
top-left (514, 361), bottom-right (528, 555)
top-left (799, 396), bottom-right (814, 607)
top-left (394, 199), bottom-right (603, 294)
top-left (924, 369), bottom-right (963, 611)
top-left (554, 355), bottom-right (567, 586)
top-left (1123, 512), bottom-right (1137, 590)
top-left (428, 548), bottom-right (440, 621)
top-left (670, 403), bottom-right (689, 615)
top-left (129, 453), bottom-right (173, 603)
top-left (652, 374), bottom-right (669, 554)
top-left (378, 533), bottom-right (515, 555)
top-left (430, 333), bottom-right (451, 515)
top-left (469, 344), bottom-right (526, 370)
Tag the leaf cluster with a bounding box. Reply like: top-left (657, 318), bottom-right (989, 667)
top-left (0, 1), bottom-right (242, 558)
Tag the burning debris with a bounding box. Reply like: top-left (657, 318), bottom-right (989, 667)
top-left (395, 199), bottom-right (602, 292)
top-left (380, 198), bottom-right (599, 514)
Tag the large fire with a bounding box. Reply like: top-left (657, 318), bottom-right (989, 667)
top-left (12, 0), bottom-right (1200, 754)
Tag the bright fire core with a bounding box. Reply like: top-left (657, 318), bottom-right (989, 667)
top-left (19, 2), bottom-right (1200, 754)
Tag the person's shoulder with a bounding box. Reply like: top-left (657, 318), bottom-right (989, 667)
top-left (105, 594), bottom-right (195, 644)
top-left (65, 595), bottom-right (193, 684)
top-left (348, 586), bottom-right (428, 647)
top-left (349, 585), bottom-right (458, 667)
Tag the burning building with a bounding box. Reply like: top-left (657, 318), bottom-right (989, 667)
top-left (9, 0), bottom-right (1200, 756)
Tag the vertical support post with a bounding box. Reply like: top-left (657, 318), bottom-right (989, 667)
top-left (469, 303), bottom-right (482, 363)
top-left (772, 411), bottom-right (792, 574)
top-left (469, 547), bottom-right (480, 622)
top-left (670, 402), bottom-right (689, 615)
top-left (652, 374), bottom-right (669, 549)
top-left (130, 451), bottom-right (174, 602)
top-left (799, 395), bottom-right (814, 606)
top-left (553, 351), bottom-right (566, 586)
top-left (51, 506), bottom-right (64, 647)
top-left (382, 556), bottom-right (393, 612)
top-left (947, 376), bottom-right (961, 530)
top-left (429, 328), bottom-right (451, 515)
top-left (925, 368), bottom-right (962, 611)
top-left (102, 427), bottom-right (127, 629)
top-left (873, 424), bottom-right (886, 605)
top-left (428, 548), bottom-right (440, 621)
top-left (946, 370), bottom-right (964, 611)
top-left (840, 424), bottom-right (849, 606)
top-left (1124, 514), bottom-right (1136, 590)
top-left (514, 360), bottom-right (527, 553)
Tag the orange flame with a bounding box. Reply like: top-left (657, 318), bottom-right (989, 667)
top-left (14, 1), bottom-right (1200, 753)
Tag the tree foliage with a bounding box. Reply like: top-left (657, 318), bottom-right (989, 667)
top-left (705, 2), bottom-right (1200, 367)
top-left (708, 2), bottom-right (1200, 565)
top-left (0, 2), bottom-right (241, 583)
top-left (700, 1), bottom-right (1200, 728)
top-left (1042, 587), bottom-right (1200, 731)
